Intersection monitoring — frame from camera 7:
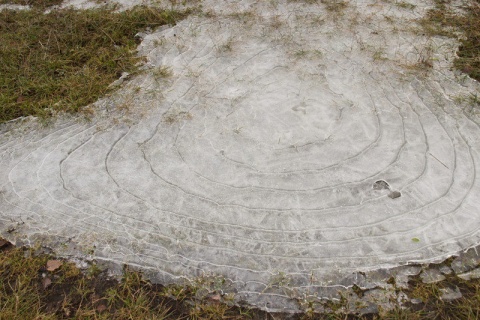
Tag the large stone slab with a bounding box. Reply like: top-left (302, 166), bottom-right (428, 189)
top-left (2, 0), bottom-right (480, 311)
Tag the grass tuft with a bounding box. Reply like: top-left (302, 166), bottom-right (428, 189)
top-left (0, 245), bottom-right (49, 319)
top-left (0, 6), bottom-right (191, 123)
top-left (419, 0), bottom-right (480, 82)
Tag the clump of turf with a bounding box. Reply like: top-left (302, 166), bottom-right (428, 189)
top-left (420, 0), bottom-right (480, 82)
top-left (0, 6), bottom-right (190, 123)
top-left (453, 1), bottom-right (480, 82)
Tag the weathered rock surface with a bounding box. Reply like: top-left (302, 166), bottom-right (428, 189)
top-left (1, 0), bottom-right (480, 311)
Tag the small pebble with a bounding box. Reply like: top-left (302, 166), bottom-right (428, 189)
top-left (388, 191), bottom-right (401, 199)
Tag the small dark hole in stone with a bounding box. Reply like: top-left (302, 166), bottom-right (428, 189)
top-left (373, 180), bottom-right (390, 190)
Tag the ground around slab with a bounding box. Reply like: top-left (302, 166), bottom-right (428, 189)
top-left (2, 238), bottom-right (480, 319)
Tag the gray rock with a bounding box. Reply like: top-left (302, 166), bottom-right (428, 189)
top-left (420, 269), bottom-right (446, 284)
top-left (388, 191), bottom-right (402, 199)
top-left (439, 265), bottom-right (453, 275)
top-left (457, 268), bottom-right (480, 281)
top-left (440, 286), bottom-right (462, 301)
top-left (394, 266), bottom-right (422, 289)
top-left (451, 248), bottom-right (480, 274)
top-left (1, 0), bottom-right (480, 312)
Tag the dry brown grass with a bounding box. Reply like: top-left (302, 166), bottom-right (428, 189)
top-left (419, 0), bottom-right (480, 81)
top-left (2, 238), bottom-right (480, 319)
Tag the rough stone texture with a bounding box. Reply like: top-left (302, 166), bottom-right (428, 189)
top-left (2, 0), bottom-right (480, 312)
top-left (451, 247), bottom-right (480, 274)
top-left (420, 268), bottom-right (446, 284)
top-left (388, 191), bottom-right (402, 199)
top-left (439, 265), bottom-right (453, 275)
top-left (457, 268), bottom-right (480, 281)
top-left (440, 286), bottom-right (462, 301)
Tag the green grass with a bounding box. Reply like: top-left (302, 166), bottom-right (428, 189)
top-left (0, 5), bottom-right (191, 123)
